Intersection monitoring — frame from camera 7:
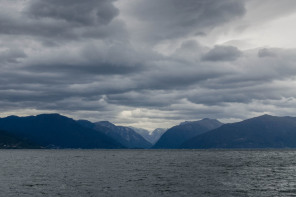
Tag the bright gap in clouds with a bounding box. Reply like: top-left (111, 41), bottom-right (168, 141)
top-left (215, 13), bottom-right (296, 50)
top-left (211, 1), bottom-right (296, 50)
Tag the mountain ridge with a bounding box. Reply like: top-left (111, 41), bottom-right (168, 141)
top-left (2, 113), bottom-right (296, 149)
top-left (153, 118), bottom-right (223, 149)
top-left (181, 115), bottom-right (296, 149)
top-left (77, 120), bottom-right (152, 148)
top-left (0, 114), bottom-right (124, 149)
top-left (95, 121), bottom-right (152, 148)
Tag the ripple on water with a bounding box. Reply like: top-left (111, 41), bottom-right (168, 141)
top-left (1, 149), bottom-right (296, 197)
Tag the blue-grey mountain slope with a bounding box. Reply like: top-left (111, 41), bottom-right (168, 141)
top-left (153, 118), bottom-right (223, 149)
top-left (0, 114), bottom-right (124, 149)
top-left (78, 120), bottom-right (152, 148)
top-left (95, 121), bottom-right (152, 148)
top-left (181, 115), bottom-right (296, 149)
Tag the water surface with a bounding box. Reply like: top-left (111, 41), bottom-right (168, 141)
top-left (1, 149), bottom-right (296, 196)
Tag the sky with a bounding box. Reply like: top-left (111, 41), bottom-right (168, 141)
top-left (0, 0), bottom-right (296, 130)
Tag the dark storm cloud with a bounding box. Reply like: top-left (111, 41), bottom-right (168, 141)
top-left (202, 45), bottom-right (242, 61)
top-left (25, 61), bottom-right (144, 75)
top-left (187, 85), bottom-right (283, 106)
top-left (135, 67), bottom-right (229, 91)
top-left (27, 0), bottom-right (118, 25)
top-left (258, 48), bottom-right (277, 58)
top-left (22, 41), bottom-right (156, 76)
top-left (127, 0), bottom-right (245, 41)
top-left (0, 0), bottom-right (123, 43)
top-left (0, 48), bottom-right (27, 63)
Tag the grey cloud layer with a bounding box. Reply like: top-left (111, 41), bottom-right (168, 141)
top-left (0, 0), bottom-right (295, 128)
top-left (27, 0), bottom-right (118, 25)
top-left (0, 0), bottom-right (124, 44)
top-left (126, 0), bottom-right (245, 41)
top-left (202, 45), bottom-right (242, 61)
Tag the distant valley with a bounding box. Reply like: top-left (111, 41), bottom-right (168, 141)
top-left (129, 127), bottom-right (167, 145)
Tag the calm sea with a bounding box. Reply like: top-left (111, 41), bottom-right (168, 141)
top-left (0, 149), bottom-right (296, 197)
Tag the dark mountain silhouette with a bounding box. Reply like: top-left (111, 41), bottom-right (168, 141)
top-left (130, 127), bottom-right (166, 144)
top-left (0, 129), bottom-right (42, 149)
top-left (95, 121), bottom-right (152, 148)
top-left (181, 115), bottom-right (296, 149)
top-left (0, 114), bottom-right (124, 149)
top-left (153, 118), bottom-right (223, 148)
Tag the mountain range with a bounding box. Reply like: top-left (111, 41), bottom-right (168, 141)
top-left (181, 115), bottom-right (296, 149)
top-left (0, 114), bottom-right (123, 149)
top-left (1, 113), bottom-right (296, 149)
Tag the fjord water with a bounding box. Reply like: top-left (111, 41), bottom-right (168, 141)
top-left (1, 150), bottom-right (296, 197)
